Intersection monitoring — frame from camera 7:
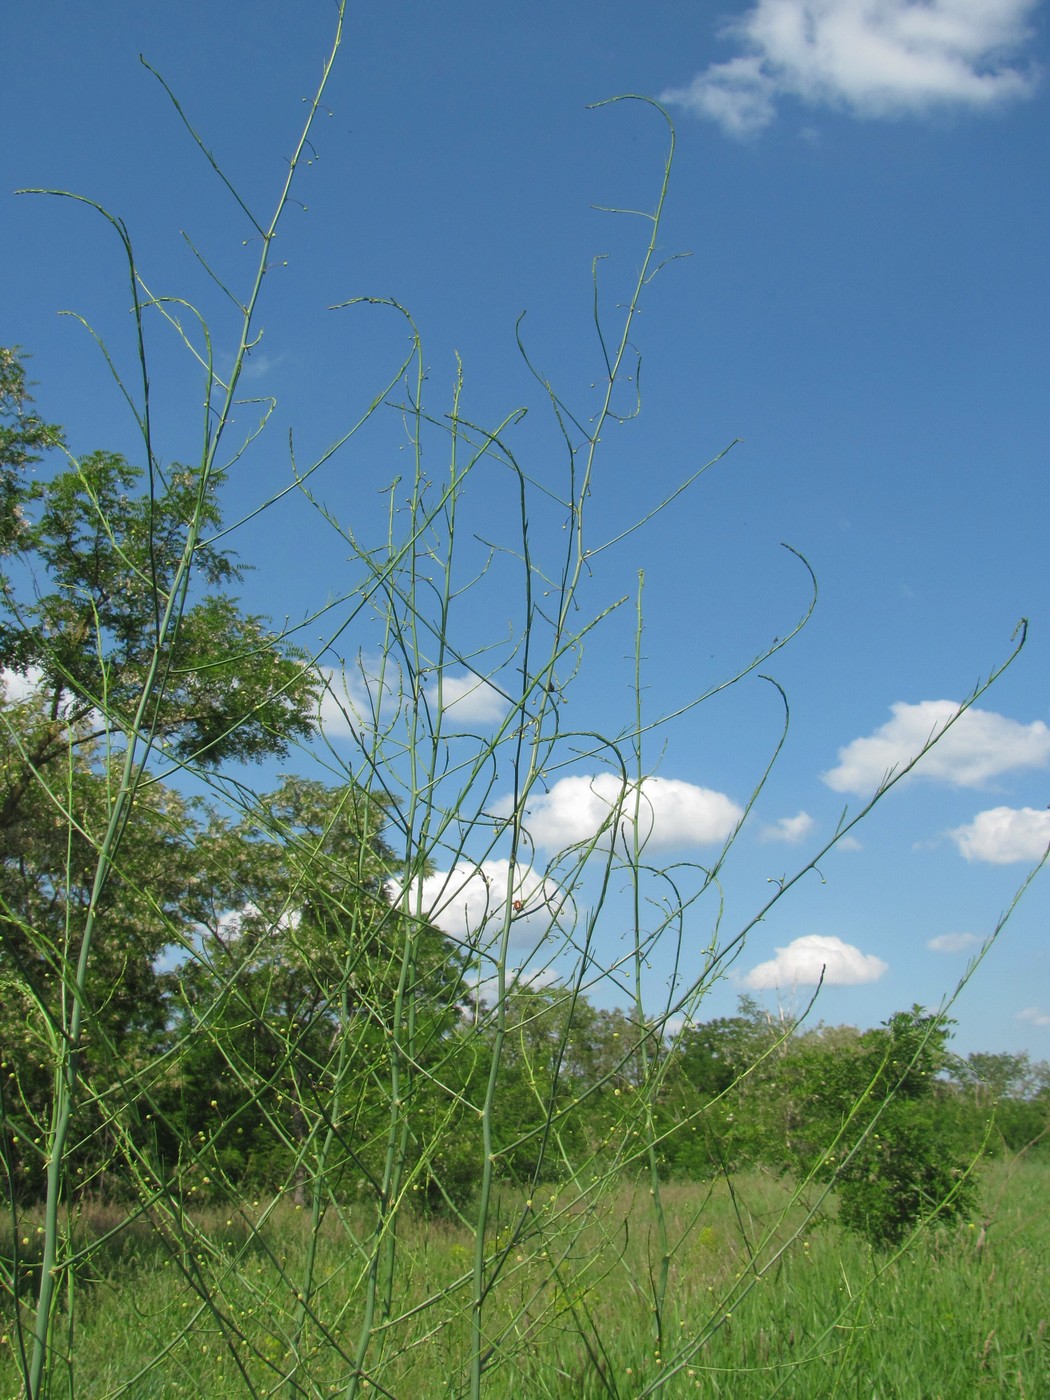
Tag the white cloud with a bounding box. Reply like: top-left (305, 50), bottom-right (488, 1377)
top-left (317, 661), bottom-right (507, 737)
top-left (316, 659), bottom-right (398, 736)
top-left (744, 933), bottom-right (888, 988)
top-left (668, 55), bottom-right (779, 137)
top-left (1018, 1006), bottom-right (1050, 1028)
top-left (510, 773), bottom-right (743, 852)
top-left (1, 665), bottom-right (105, 731)
top-left (239, 351), bottom-right (287, 382)
top-left (391, 859), bottom-right (558, 947)
top-left (426, 673), bottom-right (507, 725)
top-left (662, 0), bottom-right (1040, 136)
top-left (927, 931), bottom-right (981, 954)
top-left (213, 902), bottom-right (300, 940)
top-left (215, 904), bottom-right (257, 940)
top-left (949, 806), bottom-right (1050, 864)
top-left (823, 701), bottom-right (1050, 795)
top-left (760, 810), bottom-right (815, 844)
top-left (1, 666), bottom-right (45, 703)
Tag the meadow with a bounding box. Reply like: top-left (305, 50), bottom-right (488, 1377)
top-left (3, 1159), bottom-right (1046, 1398)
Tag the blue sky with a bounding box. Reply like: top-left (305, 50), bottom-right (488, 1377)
top-left (2, 0), bottom-right (1048, 1058)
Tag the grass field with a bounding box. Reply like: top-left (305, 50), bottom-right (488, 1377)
top-left (3, 1159), bottom-right (1047, 1398)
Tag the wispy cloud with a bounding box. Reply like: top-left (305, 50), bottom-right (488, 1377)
top-left (233, 351), bottom-right (288, 384)
top-left (823, 701), bottom-right (1050, 796)
top-left (760, 810), bottom-right (815, 844)
top-left (503, 773), bottom-right (743, 852)
top-left (744, 933), bottom-right (888, 988)
top-left (662, 0), bottom-right (1040, 137)
top-left (1018, 1005), bottom-right (1050, 1028)
top-left (949, 806), bottom-right (1050, 864)
top-left (927, 931), bottom-right (981, 954)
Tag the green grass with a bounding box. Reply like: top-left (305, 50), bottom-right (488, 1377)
top-left (3, 1161), bottom-right (1047, 1398)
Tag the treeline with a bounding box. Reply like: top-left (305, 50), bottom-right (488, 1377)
top-left (4, 827), bottom-right (1048, 1227)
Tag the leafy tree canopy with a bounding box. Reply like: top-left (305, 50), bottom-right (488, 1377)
top-left (0, 348), bottom-right (320, 786)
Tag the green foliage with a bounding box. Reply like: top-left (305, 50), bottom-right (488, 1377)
top-left (4, 1164), bottom-right (1048, 1398)
top-left (656, 1001), bottom-right (997, 1249)
top-left (832, 1097), bottom-right (978, 1248)
top-left (0, 350), bottom-right (327, 1218)
top-left (0, 690), bottom-right (202, 1200)
top-left (0, 348), bottom-right (64, 557)
top-left (160, 776), bottom-right (465, 1203)
top-left (952, 1049), bottom-right (1050, 1156)
top-left (769, 1006), bottom-right (980, 1248)
top-left (0, 357), bottom-right (319, 772)
top-left (656, 998), bottom-right (786, 1175)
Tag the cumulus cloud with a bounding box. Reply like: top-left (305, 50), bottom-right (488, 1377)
top-left (317, 661), bottom-right (506, 737)
top-left (428, 673), bottom-right (507, 725)
top-left (391, 859), bottom-right (558, 947)
top-left (927, 931), bottom-right (981, 954)
top-left (744, 934), bottom-right (888, 988)
top-left (668, 54), bottom-right (779, 137)
top-left (949, 806), bottom-right (1050, 864)
top-left (661, 0), bottom-right (1040, 136)
top-left (1, 666), bottom-right (45, 703)
top-left (1018, 1006), bottom-right (1050, 1028)
top-left (213, 902), bottom-right (301, 940)
top-left (823, 701), bottom-right (1050, 795)
top-left (760, 810), bottom-right (815, 844)
top-left (317, 659), bottom-right (397, 736)
top-left (509, 773), bottom-right (743, 852)
top-left (2, 665), bottom-right (104, 730)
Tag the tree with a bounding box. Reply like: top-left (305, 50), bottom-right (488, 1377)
top-left (950, 1050), bottom-right (1050, 1154)
top-left (0, 686), bottom-right (203, 1199)
top-left (161, 776), bottom-right (467, 1202)
top-left (786, 1007), bottom-right (979, 1248)
top-left (0, 349), bottom-right (63, 555)
top-left (0, 347), bottom-right (323, 1205)
top-left (657, 998), bottom-right (792, 1176)
top-left (0, 348), bottom-right (321, 816)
